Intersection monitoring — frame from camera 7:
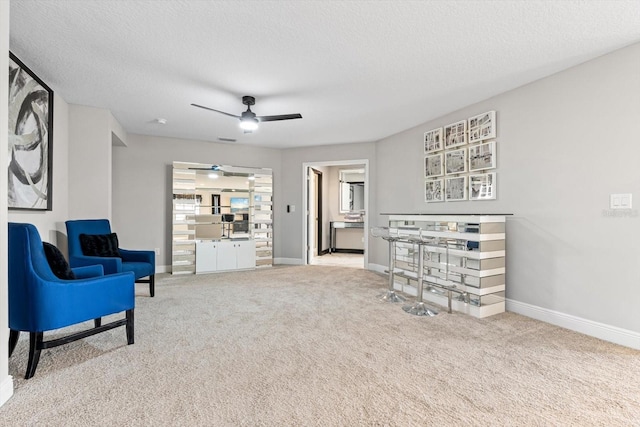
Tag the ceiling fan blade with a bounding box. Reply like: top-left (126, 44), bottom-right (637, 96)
top-left (191, 103), bottom-right (240, 119)
top-left (257, 113), bottom-right (303, 122)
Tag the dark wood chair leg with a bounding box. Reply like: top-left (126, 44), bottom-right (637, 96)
top-left (25, 332), bottom-right (43, 379)
top-left (126, 309), bottom-right (134, 345)
top-left (149, 274), bottom-right (155, 297)
top-left (94, 318), bottom-right (102, 328)
top-left (8, 330), bottom-right (19, 357)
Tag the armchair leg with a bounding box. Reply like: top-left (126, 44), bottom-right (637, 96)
top-left (126, 309), bottom-right (134, 345)
top-left (135, 275), bottom-right (155, 297)
top-left (94, 318), bottom-right (102, 328)
top-left (25, 332), bottom-right (43, 379)
top-left (9, 330), bottom-right (19, 357)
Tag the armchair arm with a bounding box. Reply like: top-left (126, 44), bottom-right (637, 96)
top-left (119, 248), bottom-right (155, 265)
top-left (23, 271), bottom-right (135, 332)
top-left (71, 264), bottom-right (104, 279)
top-left (69, 255), bottom-right (122, 275)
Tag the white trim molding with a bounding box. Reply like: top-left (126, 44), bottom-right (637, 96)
top-left (367, 263), bottom-right (386, 275)
top-left (0, 375), bottom-right (14, 407)
top-left (507, 299), bottom-right (640, 350)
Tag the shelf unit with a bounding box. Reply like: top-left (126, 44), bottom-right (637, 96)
top-left (171, 162), bottom-right (273, 274)
top-left (172, 166), bottom-right (197, 275)
top-left (252, 173), bottom-right (273, 267)
top-left (386, 214), bottom-right (507, 318)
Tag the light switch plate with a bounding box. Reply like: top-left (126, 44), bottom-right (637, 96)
top-left (610, 194), bottom-right (632, 209)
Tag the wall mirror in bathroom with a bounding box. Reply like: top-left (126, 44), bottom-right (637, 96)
top-left (339, 169), bottom-right (365, 213)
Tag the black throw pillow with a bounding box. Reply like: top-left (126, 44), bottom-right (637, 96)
top-left (43, 242), bottom-right (76, 280)
top-left (79, 233), bottom-right (121, 258)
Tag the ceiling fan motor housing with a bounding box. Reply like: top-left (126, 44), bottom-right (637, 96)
top-left (242, 96), bottom-right (256, 106)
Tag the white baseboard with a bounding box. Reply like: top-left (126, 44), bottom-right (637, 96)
top-left (507, 299), bottom-right (640, 350)
top-left (155, 265), bottom-right (169, 274)
top-left (274, 258), bottom-right (304, 265)
top-left (367, 263), bottom-right (386, 274)
top-left (0, 375), bottom-right (14, 408)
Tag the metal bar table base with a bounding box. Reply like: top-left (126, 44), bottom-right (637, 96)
top-left (378, 237), bottom-right (405, 303)
top-left (402, 240), bottom-right (438, 316)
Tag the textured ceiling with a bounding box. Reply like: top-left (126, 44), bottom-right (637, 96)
top-left (9, 0), bottom-right (640, 148)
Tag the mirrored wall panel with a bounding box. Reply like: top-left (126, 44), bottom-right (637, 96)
top-left (172, 162), bottom-right (273, 275)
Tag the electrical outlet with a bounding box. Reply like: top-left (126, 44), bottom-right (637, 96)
top-left (154, 248), bottom-right (160, 255)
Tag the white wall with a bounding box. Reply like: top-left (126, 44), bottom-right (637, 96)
top-left (279, 143), bottom-right (377, 263)
top-left (68, 105), bottom-right (113, 220)
top-left (111, 134), bottom-right (282, 270)
top-left (0, 0), bottom-right (12, 408)
top-left (374, 43), bottom-right (640, 339)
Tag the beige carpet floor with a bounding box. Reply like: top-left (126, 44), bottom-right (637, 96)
top-left (2, 265), bottom-right (639, 426)
top-left (310, 253), bottom-right (364, 268)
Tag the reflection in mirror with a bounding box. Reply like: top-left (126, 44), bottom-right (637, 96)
top-left (339, 169), bottom-right (365, 213)
top-left (171, 162), bottom-right (273, 275)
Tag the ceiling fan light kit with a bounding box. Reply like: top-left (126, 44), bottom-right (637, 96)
top-left (191, 95), bottom-right (302, 134)
top-left (239, 116), bottom-right (259, 131)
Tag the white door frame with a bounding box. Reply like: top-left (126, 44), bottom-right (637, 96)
top-left (301, 159), bottom-right (369, 268)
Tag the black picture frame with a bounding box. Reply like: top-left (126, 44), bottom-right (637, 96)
top-left (8, 52), bottom-right (54, 210)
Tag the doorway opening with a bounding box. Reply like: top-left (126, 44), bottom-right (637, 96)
top-left (302, 160), bottom-right (369, 269)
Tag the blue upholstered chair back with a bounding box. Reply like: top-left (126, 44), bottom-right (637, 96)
top-left (65, 219), bottom-right (155, 296)
top-left (66, 219), bottom-right (112, 259)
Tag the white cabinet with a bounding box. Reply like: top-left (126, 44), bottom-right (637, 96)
top-left (197, 240), bottom-right (256, 273)
top-left (195, 241), bottom-right (218, 273)
top-left (235, 241), bottom-right (256, 270)
top-left (216, 241), bottom-right (236, 271)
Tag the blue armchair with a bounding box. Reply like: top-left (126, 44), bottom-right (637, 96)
top-left (8, 223), bottom-right (135, 379)
top-left (65, 219), bottom-right (156, 297)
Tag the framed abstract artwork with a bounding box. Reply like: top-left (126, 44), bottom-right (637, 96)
top-left (8, 52), bottom-right (54, 210)
top-left (444, 120), bottom-right (467, 149)
top-left (424, 153), bottom-right (444, 178)
top-left (445, 148), bottom-right (467, 175)
top-left (445, 176), bottom-right (467, 201)
top-left (424, 127), bottom-right (443, 153)
top-left (425, 179), bottom-right (444, 203)
top-left (468, 141), bottom-right (496, 172)
top-left (469, 172), bottom-right (497, 200)
top-left (468, 111), bottom-right (496, 143)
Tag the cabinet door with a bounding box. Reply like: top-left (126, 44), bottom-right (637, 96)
top-left (236, 240), bottom-right (256, 269)
top-left (195, 241), bottom-right (217, 273)
top-left (216, 241), bottom-right (237, 271)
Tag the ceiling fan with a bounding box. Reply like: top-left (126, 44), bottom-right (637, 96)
top-left (191, 95), bottom-right (302, 133)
